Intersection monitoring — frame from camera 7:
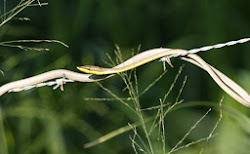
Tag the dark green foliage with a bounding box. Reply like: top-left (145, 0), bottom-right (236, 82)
top-left (0, 1), bottom-right (250, 153)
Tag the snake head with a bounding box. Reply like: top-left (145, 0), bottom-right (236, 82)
top-left (77, 65), bottom-right (103, 74)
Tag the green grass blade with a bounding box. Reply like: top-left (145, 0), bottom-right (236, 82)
top-left (0, 107), bottom-right (8, 154)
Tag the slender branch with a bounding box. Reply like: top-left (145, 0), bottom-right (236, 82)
top-left (180, 55), bottom-right (250, 108)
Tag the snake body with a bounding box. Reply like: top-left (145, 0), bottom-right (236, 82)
top-left (77, 48), bottom-right (186, 75)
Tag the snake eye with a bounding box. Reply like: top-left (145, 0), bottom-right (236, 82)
top-left (86, 67), bottom-right (91, 71)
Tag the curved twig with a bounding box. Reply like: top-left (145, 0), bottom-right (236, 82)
top-left (181, 55), bottom-right (250, 108)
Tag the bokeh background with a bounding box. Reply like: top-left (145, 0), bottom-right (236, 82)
top-left (0, 0), bottom-right (250, 153)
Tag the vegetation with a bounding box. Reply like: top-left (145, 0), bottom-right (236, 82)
top-left (0, 1), bottom-right (250, 153)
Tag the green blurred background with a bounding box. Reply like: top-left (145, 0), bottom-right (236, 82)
top-left (0, 0), bottom-right (250, 153)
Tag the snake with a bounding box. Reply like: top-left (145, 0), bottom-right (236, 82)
top-left (77, 48), bottom-right (186, 75)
